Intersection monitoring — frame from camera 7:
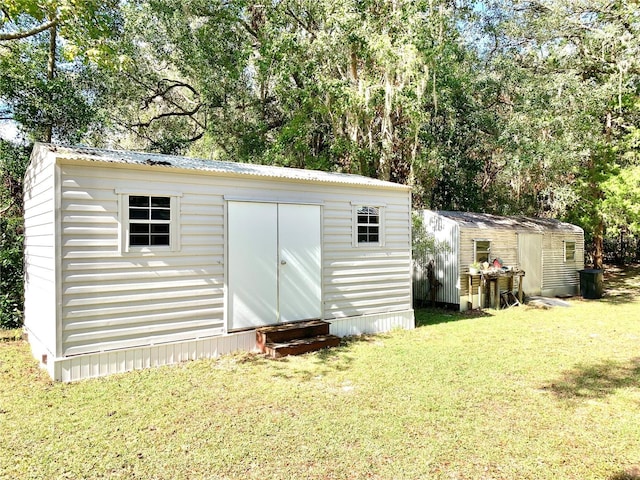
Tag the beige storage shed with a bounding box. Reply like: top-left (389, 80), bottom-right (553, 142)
top-left (23, 143), bottom-right (414, 381)
top-left (416, 210), bottom-right (585, 310)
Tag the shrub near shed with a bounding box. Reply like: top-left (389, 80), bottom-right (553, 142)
top-left (1, 216), bottom-right (24, 329)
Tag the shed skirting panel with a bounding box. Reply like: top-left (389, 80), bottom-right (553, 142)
top-left (328, 309), bottom-right (414, 337)
top-left (53, 331), bottom-right (257, 382)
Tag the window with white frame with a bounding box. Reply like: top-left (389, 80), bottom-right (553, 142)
top-left (117, 190), bottom-right (181, 252)
top-left (564, 240), bottom-right (576, 262)
top-left (354, 205), bottom-right (384, 246)
top-left (474, 239), bottom-right (491, 263)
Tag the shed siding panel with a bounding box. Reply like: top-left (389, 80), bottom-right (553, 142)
top-left (458, 228), bottom-right (519, 297)
top-left (321, 197), bottom-right (412, 319)
top-left (23, 149), bottom-right (57, 356)
top-left (58, 163), bottom-right (412, 356)
top-left (59, 165), bottom-right (227, 356)
top-left (414, 211), bottom-right (460, 306)
top-left (541, 232), bottom-right (585, 296)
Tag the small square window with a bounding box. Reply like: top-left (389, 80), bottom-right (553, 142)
top-left (475, 240), bottom-right (491, 263)
top-left (565, 241), bottom-right (576, 262)
top-left (356, 206), bottom-right (380, 245)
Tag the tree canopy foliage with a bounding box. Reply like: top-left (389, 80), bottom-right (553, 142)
top-left (1, 0), bottom-right (124, 325)
top-left (480, 0), bottom-right (640, 267)
top-left (0, 0), bottom-right (123, 143)
top-left (1, 0), bottom-right (639, 324)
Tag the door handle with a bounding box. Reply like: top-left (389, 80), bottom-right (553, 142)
top-left (281, 260), bottom-right (287, 265)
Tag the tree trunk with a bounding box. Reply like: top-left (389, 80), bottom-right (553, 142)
top-left (591, 112), bottom-right (613, 270)
top-left (379, 72), bottom-right (394, 182)
top-left (593, 216), bottom-right (604, 269)
top-left (44, 22), bottom-right (57, 143)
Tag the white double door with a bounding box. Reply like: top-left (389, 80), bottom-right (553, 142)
top-left (228, 201), bottom-right (321, 330)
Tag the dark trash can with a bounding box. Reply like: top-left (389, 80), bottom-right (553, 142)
top-left (579, 269), bottom-right (604, 299)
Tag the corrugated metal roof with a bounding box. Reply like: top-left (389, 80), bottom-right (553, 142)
top-left (41, 143), bottom-right (409, 190)
top-left (433, 210), bottom-right (583, 233)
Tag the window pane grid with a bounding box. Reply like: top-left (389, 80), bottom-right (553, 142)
top-left (356, 206), bottom-right (380, 245)
top-left (129, 196), bottom-right (171, 247)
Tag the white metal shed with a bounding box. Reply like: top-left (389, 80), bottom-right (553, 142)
top-left (23, 143), bottom-right (414, 381)
top-left (416, 210), bottom-right (585, 310)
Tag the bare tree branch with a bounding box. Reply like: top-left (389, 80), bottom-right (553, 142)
top-left (284, 6), bottom-right (316, 41)
top-left (150, 130), bottom-right (205, 151)
top-left (239, 18), bottom-right (259, 40)
top-left (160, 79), bottom-right (199, 96)
top-left (131, 103), bottom-right (203, 128)
top-left (144, 79), bottom-right (200, 108)
top-left (0, 17), bottom-right (58, 41)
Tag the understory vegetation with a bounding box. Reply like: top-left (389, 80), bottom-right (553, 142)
top-left (1, 267), bottom-right (639, 479)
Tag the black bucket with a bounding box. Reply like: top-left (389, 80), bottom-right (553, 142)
top-left (579, 269), bottom-right (604, 299)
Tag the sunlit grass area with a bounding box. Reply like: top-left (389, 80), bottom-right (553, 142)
top-left (1, 267), bottom-right (639, 479)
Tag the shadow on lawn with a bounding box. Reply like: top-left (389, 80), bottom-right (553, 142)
top-left (263, 338), bottom-right (369, 382)
top-left (608, 466), bottom-right (640, 480)
top-left (544, 358), bottom-right (640, 400)
top-left (600, 264), bottom-right (640, 305)
top-left (415, 307), bottom-right (493, 327)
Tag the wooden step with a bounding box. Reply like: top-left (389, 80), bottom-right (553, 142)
top-left (263, 334), bottom-right (341, 358)
top-left (256, 320), bottom-right (330, 351)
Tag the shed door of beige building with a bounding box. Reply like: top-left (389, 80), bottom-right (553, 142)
top-left (518, 233), bottom-right (542, 296)
top-left (228, 201), bottom-right (321, 330)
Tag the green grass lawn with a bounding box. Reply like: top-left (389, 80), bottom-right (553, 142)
top-left (1, 268), bottom-right (639, 479)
